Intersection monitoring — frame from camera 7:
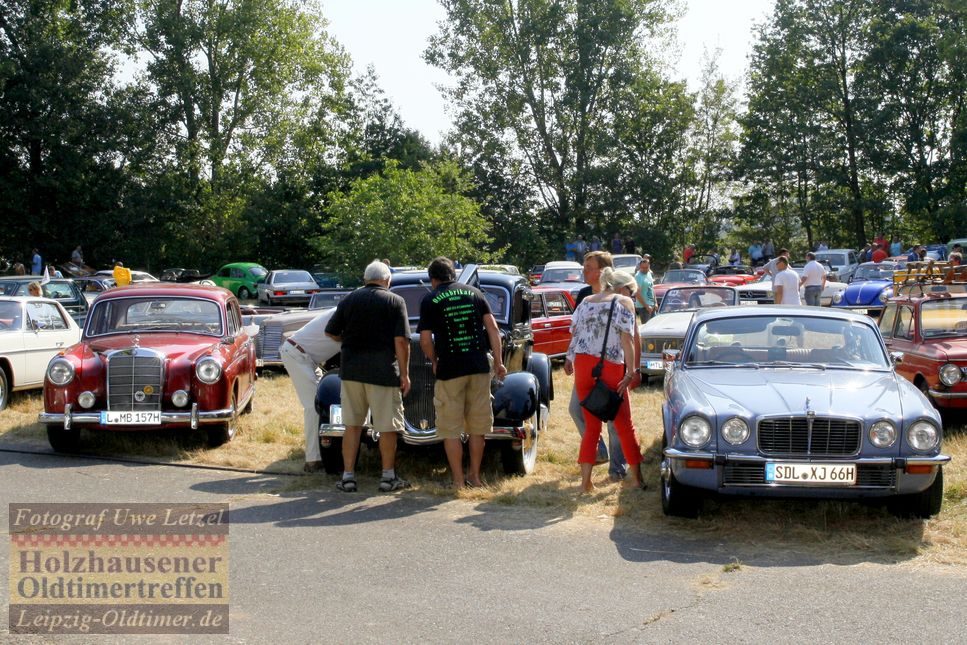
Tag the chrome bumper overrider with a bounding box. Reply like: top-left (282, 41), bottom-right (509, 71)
top-left (39, 403), bottom-right (236, 431)
top-left (663, 447), bottom-right (951, 467)
top-left (320, 423), bottom-right (530, 445)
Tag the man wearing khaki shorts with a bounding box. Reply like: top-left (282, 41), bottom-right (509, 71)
top-left (418, 257), bottom-right (507, 488)
top-left (325, 260), bottom-right (411, 492)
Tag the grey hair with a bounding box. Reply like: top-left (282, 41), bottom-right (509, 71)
top-left (363, 259), bottom-right (391, 282)
top-left (599, 267), bottom-right (637, 295)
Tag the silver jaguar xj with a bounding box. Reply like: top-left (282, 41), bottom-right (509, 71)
top-left (660, 306), bottom-right (949, 518)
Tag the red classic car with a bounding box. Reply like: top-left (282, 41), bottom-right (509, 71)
top-left (530, 286), bottom-right (578, 358)
top-left (653, 269), bottom-right (709, 307)
top-left (39, 284), bottom-right (257, 451)
top-left (879, 288), bottom-right (967, 410)
top-left (707, 265), bottom-right (759, 286)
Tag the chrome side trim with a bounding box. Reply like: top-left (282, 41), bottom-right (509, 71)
top-left (928, 389), bottom-right (967, 400)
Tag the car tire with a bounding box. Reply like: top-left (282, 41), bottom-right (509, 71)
top-left (501, 403), bottom-right (545, 475)
top-left (0, 368), bottom-right (9, 411)
top-left (888, 467), bottom-right (944, 519)
top-left (207, 395), bottom-right (239, 447)
top-left (238, 286), bottom-right (251, 300)
top-left (47, 425), bottom-right (81, 453)
top-left (660, 439), bottom-right (701, 518)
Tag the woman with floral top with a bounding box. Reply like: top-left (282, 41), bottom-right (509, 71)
top-left (564, 267), bottom-right (645, 493)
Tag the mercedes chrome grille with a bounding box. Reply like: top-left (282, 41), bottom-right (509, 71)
top-left (107, 348), bottom-right (164, 411)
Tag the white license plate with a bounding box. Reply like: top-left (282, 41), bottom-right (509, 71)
top-left (645, 360), bottom-right (664, 370)
top-left (329, 404), bottom-right (342, 425)
top-left (290, 290), bottom-right (304, 295)
top-left (100, 410), bottom-right (161, 425)
top-left (765, 462), bottom-right (856, 485)
top-left (851, 308), bottom-right (867, 315)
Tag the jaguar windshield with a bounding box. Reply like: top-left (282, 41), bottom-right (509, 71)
top-left (684, 314), bottom-right (889, 369)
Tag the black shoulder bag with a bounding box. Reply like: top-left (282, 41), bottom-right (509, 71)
top-left (579, 298), bottom-right (624, 421)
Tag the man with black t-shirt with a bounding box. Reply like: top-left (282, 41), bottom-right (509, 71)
top-left (418, 257), bottom-right (507, 488)
top-left (325, 260), bottom-right (411, 493)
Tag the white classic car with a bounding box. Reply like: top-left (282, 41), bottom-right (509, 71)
top-left (0, 296), bottom-right (81, 410)
top-left (740, 274), bottom-right (847, 306)
top-left (639, 286), bottom-right (739, 380)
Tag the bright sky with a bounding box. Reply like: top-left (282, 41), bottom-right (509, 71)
top-left (321, 0), bottom-right (776, 145)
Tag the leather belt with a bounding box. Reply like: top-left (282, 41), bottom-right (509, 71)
top-left (285, 338), bottom-right (306, 354)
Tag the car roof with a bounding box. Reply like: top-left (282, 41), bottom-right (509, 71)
top-left (0, 275), bottom-right (72, 282)
top-left (543, 261), bottom-right (582, 269)
top-left (692, 304), bottom-right (876, 324)
top-left (816, 249), bottom-right (855, 254)
top-left (219, 262), bottom-right (265, 269)
top-left (390, 269), bottom-right (527, 290)
top-left (92, 283), bottom-right (232, 303)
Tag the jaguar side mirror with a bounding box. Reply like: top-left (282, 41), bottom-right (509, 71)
top-left (662, 349), bottom-right (680, 363)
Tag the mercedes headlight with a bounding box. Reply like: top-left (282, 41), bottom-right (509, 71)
top-left (680, 416), bottom-right (711, 448)
top-left (832, 291), bottom-right (844, 304)
top-left (869, 421), bottom-right (897, 448)
top-left (47, 358), bottom-right (75, 386)
top-left (939, 364), bottom-right (962, 387)
top-left (907, 421), bottom-right (939, 451)
top-left (195, 357), bottom-right (222, 384)
top-left (721, 417), bottom-right (750, 445)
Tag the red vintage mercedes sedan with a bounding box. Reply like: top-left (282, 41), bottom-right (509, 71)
top-left (39, 283), bottom-right (257, 451)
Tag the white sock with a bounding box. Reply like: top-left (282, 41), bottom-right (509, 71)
top-left (342, 471), bottom-right (354, 481)
top-left (382, 469), bottom-right (395, 480)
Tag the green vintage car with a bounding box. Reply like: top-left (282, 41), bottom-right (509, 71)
top-left (211, 262), bottom-right (268, 300)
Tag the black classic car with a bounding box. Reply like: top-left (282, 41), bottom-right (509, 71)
top-left (314, 266), bottom-right (553, 476)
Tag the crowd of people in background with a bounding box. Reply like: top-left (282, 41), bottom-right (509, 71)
top-left (564, 233), bottom-right (638, 261)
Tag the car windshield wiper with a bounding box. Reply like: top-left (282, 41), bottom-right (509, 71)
top-left (687, 360), bottom-right (757, 367)
top-left (756, 360), bottom-right (827, 370)
top-left (923, 330), bottom-right (966, 339)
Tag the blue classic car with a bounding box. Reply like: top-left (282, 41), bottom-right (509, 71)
top-left (831, 261), bottom-right (905, 315)
top-left (660, 306), bottom-right (949, 518)
top-left (314, 266), bottom-right (552, 476)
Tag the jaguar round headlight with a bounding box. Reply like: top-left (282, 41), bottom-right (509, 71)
top-left (869, 421), bottom-right (896, 448)
top-left (907, 421), bottom-right (939, 451)
top-left (680, 416), bottom-right (711, 448)
top-left (939, 363), bottom-right (962, 387)
top-left (77, 391), bottom-right (96, 409)
top-left (195, 358), bottom-right (222, 384)
top-left (172, 389), bottom-right (190, 407)
top-left (47, 358), bottom-right (75, 386)
top-left (878, 288), bottom-right (891, 303)
top-left (832, 291), bottom-right (844, 304)
top-left (721, 417), bottom-right (750, 445)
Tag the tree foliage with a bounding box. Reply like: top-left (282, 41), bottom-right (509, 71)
top-left (313, 160), bottom-right (491, 278)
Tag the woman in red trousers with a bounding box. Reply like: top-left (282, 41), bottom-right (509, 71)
top-left (564, 267), bottom-right (644, 493)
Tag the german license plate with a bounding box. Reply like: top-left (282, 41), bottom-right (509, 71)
top-left (645, 360), bottom-right (664, 370)
top-left (100, 410), bottom-right (161, 425)
top-left (329, 404), bottom-right (342, 424)
top-left (765, 462), bottom-right (856, 485)
top-left (290, 290), bottom-right (304, 295)
top-left (852, 308), bottom-right (867, 315)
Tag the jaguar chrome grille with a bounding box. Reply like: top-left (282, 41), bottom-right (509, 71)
top-left (403, 338), bottom-right (436, 429)
top-left (758, 417), bottom-right (861, 457)
top-left (107, 349), bottom-right (163, 411)
top-left (723, 463), bottom-right (896, 487)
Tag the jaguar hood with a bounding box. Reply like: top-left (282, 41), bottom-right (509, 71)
top-left (684, 368), bottom-right (907, 419)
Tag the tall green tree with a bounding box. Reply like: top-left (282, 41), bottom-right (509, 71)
top-left (313, 160), bottom-right (491, 277)
top-left (0, 0), bottom-right (133, 262)
top-left (426, 0), bottom-right (673, 234)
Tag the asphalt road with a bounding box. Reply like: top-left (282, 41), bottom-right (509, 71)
top-left (1, 449), bottom-right (964, 644)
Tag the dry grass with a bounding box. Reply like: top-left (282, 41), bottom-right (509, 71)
top-left (2, 368), bottom-right (966, 563)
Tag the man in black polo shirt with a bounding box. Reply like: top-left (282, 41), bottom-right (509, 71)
top-left (418, 257), bottom-right (507, 488)
top-left (325, 260), bottom-right (411, 492)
